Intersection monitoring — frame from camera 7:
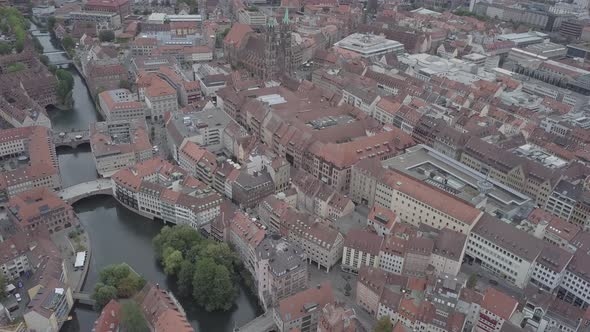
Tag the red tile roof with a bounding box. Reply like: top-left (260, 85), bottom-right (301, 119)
top-left (94, 300), bottom-right (122, 332)
top-left (482, 288), bottom-right (518, 321)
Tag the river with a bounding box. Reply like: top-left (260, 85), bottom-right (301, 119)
top-left (29, 24), bottom-right (263, 332)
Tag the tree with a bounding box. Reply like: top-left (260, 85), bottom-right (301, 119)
top-left (99, 30), bottom-right (115, 42)
top-left (344, 282), bottom-right (352, 297)
top-left (467, 273), bottom-right (478, 289)
top-left (39, 54), bottom-right (49, 66)
top-left (373, 317), bottom-right (393, 332)
top-left (201, 242), bottom-right (236, 272)
top-left (0, 274), bottom-right (7, 301)
top-left (0, 42), bottom-right (11, 55)
top-left (192, 257), bottom-right (237, 311)
top-left (47, 16), bottom-right (56, 30)
top-left (95, 264), bottom-right (145, 301)
top-left (120, 301), bottom-right (149, 332)
top-left (62, 36), bottom-right (75, 52)
top-left (6, 63), bottom-right (25, 73)
top-left (177, 260), bottom-right (195, 295)
top-left (119, 79), bottom-right (131, 90)
top-left (163, 248), bottom-right (183, 276)
top-left (32, 36), bottom-right (43, 53)
top-left (55, 69), bottom-right (74, 106)
top-left (92, 283), bottom-right (118, 310)
top-left (153, 225), bottom-right (203, 261)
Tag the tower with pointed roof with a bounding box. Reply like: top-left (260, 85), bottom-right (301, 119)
top-left (264, 16), bottom-right (279, 80)
top-left (279, 7), bottom-right (293, 77)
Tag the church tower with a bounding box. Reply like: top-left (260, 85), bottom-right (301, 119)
top-left (264, 17), bottom-right (279, 80)
top-left (279, 7), bottom-right (293, 77)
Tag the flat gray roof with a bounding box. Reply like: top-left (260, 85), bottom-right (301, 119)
top-left (382, 145), bottom-right (532, 218)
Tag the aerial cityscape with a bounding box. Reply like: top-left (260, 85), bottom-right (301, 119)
top-left (1, 0), bottom-right (590, 331)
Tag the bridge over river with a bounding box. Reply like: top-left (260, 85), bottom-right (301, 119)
top-left (53, 129), bottom-right (90, 148)
top-left (59, 179), bottom-right (113, 204)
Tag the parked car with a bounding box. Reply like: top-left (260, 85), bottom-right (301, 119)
top-left (489, 279), bottom-right (498, 286)
top-left (15, 293), bottom-right (21, 302)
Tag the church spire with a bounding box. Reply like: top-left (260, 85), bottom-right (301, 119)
top-left (282, 7), bottom-right (290, 25)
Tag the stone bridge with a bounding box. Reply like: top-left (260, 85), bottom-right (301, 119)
top-left (72, 291), bottom-right (96, 306)
top-left (235, 312), bottom-right (275, 332)
top-left (59, 179), bottom-right (113, 204)
top-left (53, 129), bottom-right (90, 149)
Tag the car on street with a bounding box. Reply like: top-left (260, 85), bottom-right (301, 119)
top-left (15, 293), bottom-right (21, 302)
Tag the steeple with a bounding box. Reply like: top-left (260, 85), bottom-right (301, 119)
top-left (267, 16), bottom-right (277, 28)
top-left (282, 7), bottom-right (290, 25)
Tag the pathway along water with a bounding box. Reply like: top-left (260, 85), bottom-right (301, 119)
top-left (30, 24), bottom-right (262, 331)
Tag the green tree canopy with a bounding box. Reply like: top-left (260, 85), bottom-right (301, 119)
top-left (6, 62), bottom-right (25, 73)
top-left (92, 283), bottom-right (118, 310)
top-left (0, 274), bottom-right (7, 301)
top-left (120, 301), bottom-right (149, 332)
top-left (92, 264), bottom-right (145, 309)
top-left (373, 317), bottom-right (393, 332)
top-left (192, 257), bottom-right (237, 312)
top-left (99, 30), bottom-right (115, 42)
top-left (153, 225), bottom-right (243, 312)
top-left (163, 248), bottom-right (183, 276)
top-left (467, 273), bottom-right (478, 289)
top-left (47, 16), bottom-right (56, 30)
top-left (62, 36), bottom-right (75, 51)
top-left (153, 225), bottom-right (204, 261)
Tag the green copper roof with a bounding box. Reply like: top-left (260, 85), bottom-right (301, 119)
top-left (267, 16), bottom-right (277, 28)
top-left (282, 7), bottom-right (290, 24)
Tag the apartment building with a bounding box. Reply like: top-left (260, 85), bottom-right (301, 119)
top-left (70, 11), bottom-right (121, 29)
top-left (98, 89), bottom-right (145, 122)
top-left (111, 158), bottom-right (222, 228)
top-left (368, 206), bottom-right (399, 236)
top-left (292, 170), bottom-right (355, 221)
top-left (476, 288), bottom-right (518, 332)
top-left (143, 76), bottom-right (178, 120)
top-left (286, 218), bottom-right (344, 273)
top-left (8, 188), bottom-right (78, 234)
top-left (135, 283), bottom-right (193, 331)
top-left (256, 236), bottom-right (308, 309)
top-left (130, 37), bottom-right (158, 56)
top-left (459, 137), bottom-right (559, 207)
top-left (237, 9), bottom-right (266, 26)
top-left (530, 245), bottom-right (573, 292)
top-left (257, 195), bottom-right (344, 272)
top-left (273, 282), bottom-right (335, 332)
top-left (342, 229), bottom-right (383, 274)
top-left (0, 126), bottom-right (60, 200)
top-left (229, 212), bottom-right (266, 274)
top-left (557, 249), bottom-right (590, 308)
top-left (90, 119), bottom-right (153, 177)
top-left (177, 141), bottom-right (218, 186)
top-left (545, 179), bottom-right (590, 228)
top-left (465, 214), bottom-right (545, 288)
top-left (166, 108), bottom-right (235, 159)
top-left (351, 158), bottom-right (483, 234)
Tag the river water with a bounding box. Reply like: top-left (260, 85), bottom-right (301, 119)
top-left (30, 24), bottom-right (262, 332)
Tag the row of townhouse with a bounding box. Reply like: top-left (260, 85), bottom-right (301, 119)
top-left (0, 126), bottom-right (61, 201)
top-left (258, 194), bottom-right (345, 272)
top-left (342, 223), bottom-right (468, 278)
top-left (111, 158), bottom-right (222, 229)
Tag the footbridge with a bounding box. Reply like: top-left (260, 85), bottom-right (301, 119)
top-left (53, 129), bottom-right (90, 149)
top-left (59, 179), bottom-right (113, 204)
top-left (72, 291), bottom-right (96, 306)
top-left (235, 312), bottom-right (275, 332)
